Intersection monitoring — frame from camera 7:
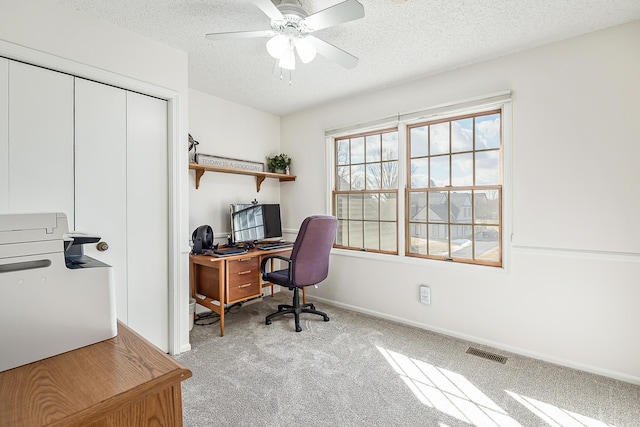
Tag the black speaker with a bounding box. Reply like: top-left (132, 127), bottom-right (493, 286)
top-left (192, 225), bottom-right (214, 254)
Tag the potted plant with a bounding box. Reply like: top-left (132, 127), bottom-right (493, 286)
top-left (266, 153), bottom-right (291, 174)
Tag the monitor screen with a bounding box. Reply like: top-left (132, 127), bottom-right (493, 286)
top-left (231, 204), bottom-right (282, 244)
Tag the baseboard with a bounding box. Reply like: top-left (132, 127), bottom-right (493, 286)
top-left (310, 296), bottom-right (640, 386)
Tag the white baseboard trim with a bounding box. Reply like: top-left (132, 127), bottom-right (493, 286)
top-left (310, 295), bottom-right (640, 386)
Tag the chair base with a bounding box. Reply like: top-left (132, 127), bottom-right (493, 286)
top-left (265, 287), bottom-right (329, 332)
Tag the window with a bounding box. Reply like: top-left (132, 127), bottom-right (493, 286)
top-left (407, 110), bottom-right (502, 266)
top-left (329, 93), bottom-right (508, 268)
top-left (333, 128), bottom-right (399, 253)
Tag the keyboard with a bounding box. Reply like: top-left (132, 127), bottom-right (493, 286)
top-left (257, 243), bottom-right (294, 250)
top-left (213, 248), bottom-right (247, 256)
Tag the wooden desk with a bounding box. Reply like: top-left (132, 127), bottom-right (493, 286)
top-left (0, 321), bottom-right (192, 427)
top-left (190, 247), bottom-right (293, 336)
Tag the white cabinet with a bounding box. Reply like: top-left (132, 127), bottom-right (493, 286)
top-left (4, 61), bottom-right (74, 222)
top-left (1, 64), bottom-right (169, 352)
top-left (126, 92), bottom-right (168, 350)
top-left (74, 79), bottom-right (169, 352)
top-left (74, 78), bottom-right (129, 325)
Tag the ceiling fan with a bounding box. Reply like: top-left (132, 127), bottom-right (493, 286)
top-left (206, 0), bottom-right (365, 71)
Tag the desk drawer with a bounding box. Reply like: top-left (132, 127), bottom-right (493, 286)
top-left (227, 257), bottom-right (261, 303)
top-left (228, 256), bottom-right (258, 274)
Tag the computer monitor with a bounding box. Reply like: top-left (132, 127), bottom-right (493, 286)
top-left (230, 203), bottom-right (282, 244)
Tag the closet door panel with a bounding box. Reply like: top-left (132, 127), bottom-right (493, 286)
top-left (0, 58), bottom-right (8, 213)
top-left (74, 78), bottom-right (129, 323)
top-left (126, 92), bottom-right (168, 352)
top-left (8, 62), bottom-right (74, 223)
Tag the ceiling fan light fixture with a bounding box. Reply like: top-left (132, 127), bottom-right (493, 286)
top-left (279, 43), bottom-right (296, 70)
top-left (295, 37), bottom-right (316, 63)
top-left (266, 34), bottom-right (288, 58)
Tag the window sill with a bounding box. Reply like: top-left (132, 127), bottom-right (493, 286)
top-left (330, 247), bottom-right (509, 274)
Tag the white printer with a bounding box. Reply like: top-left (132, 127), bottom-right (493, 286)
top-left (0, 212), bottom-right (117, 372)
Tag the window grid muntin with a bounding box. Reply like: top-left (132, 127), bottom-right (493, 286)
top-left (335, 128), bottom-right (398, 192)
top-left (333, 127), bottom-right (399, 254)
top-left (333, 190), bottom-right (398, 254)
top-left (406, 186), bottom-right (502, 266)
top-left (406, 109), bottom-right (502, 267)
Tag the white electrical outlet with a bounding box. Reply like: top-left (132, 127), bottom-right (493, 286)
top-left (419, 285), bottom-right (431, 305)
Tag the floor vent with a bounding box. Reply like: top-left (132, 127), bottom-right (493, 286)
top-left (466, 347), bottom-right (508, 364)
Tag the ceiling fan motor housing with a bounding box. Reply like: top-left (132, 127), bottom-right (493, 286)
top-left (271, 0), bottom-right (309, 35)
top-left (275, 0), bottom-right (308, 19)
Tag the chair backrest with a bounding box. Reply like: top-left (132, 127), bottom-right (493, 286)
top-left (289, 215), bottom-right (338, 287)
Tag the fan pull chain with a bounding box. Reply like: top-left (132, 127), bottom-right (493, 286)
top-left (277, 68), bottom-right (294, 86)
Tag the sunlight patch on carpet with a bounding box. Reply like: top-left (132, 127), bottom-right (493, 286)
top-left (377, 346), bottom-right (522, 426)
top-left (506, 391), bottom-right (618, 427)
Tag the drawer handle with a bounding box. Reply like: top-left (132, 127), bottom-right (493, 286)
top-left (238, 270), bottom-right (252, 275)
top-left (238, 283), bottom-right (252, 288)
top-left (238, 258), bottom-right (252, 262)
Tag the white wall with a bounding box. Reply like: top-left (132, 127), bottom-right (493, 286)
top-left (0, 0), bottom-right (191, 353)
top-left (280, 20), bottom-right (640, 384)
top-left (188, 89), bottom-right (282, 244)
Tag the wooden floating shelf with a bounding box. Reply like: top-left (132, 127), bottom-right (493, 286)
top-left (189, 163), bottom-right (296, 192)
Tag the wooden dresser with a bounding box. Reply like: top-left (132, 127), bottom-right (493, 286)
top-left (0, 322), bottom-right (192, 427)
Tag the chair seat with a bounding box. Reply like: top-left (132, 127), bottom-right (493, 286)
top-left (263, 269), bottom-right (290, 287)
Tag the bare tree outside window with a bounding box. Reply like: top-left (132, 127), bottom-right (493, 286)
top-left (333, 128), bottom-right (398, 253)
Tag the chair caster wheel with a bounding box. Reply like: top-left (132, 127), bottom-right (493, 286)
top-left (309, 304), bottom-right (316, 310)
top-left (266, 319), bottom-right (272, 325)
top-left (295, 325), bottom-right (302, 332)
top-left (323, 316), bottom-right (330, 322)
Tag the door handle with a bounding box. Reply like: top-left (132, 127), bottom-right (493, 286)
top-left (96, 241), bottom-right (109, 252)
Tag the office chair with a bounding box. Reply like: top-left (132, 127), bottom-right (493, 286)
top-left (260, 215), bottom-right (338, 332)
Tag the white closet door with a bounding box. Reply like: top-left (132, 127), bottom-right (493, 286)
top-left (74, 78), bottom-right (129, 323)
top-left (126, 92), bottom-right (168, 352)
top-left (8, 62), bottom-right (74, 223)
top-left (0, 58), bottom-right (8, 213)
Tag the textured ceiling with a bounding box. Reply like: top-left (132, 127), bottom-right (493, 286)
top-left (56, 0), bottom-right (640, 116)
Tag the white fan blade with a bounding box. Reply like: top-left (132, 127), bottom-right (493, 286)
top-left (303, 0), bottom-right (364, 31)
top-left (252, 0), bottom-right (284, 21)
top-left (206, 29), bottom-right (276, 41)
top-left (306, 36), bottom-right (359, 69)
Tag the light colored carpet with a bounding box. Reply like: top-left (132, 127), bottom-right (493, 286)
top-left (174, 293), bottom-right (640, 427)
